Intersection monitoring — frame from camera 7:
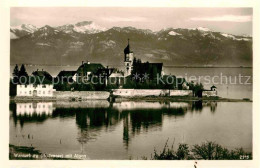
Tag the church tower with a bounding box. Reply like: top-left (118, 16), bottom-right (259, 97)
top-left (124, 39), bottom-right (134, 76)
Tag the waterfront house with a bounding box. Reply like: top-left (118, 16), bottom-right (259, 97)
top-left (76, 61), bottom-right (104, 81)
top-left (16, 84), bottom-right (56, 97)
top-left (202, 85), bottom-right (218, 97)
top-left (56, 70), bottom-right (77, 82)
top-left (76, 61), bottom-right (114, 85)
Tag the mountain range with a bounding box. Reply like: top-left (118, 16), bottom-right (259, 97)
top-left (10, 21), bottom-right (252, 67)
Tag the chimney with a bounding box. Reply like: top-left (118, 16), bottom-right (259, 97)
top-left (82, 61), bottom-right (84, 65)
top-left (37, 69), bottom-right (38, 71)
top-left (42, 69), bottom-right (43, 71)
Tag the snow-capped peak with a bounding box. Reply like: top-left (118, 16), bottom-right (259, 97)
top-left (168, 30), bottom-right (181, 36)
top-left (197, 27), bottom-right (210, 31)
top-left (73, 21), bottom-right (107, 34)
top-left (221, 33), bottom-right (251, 41)
top-left (188, 27), bottom-right (211, 32)
top-left (11, 24), bottom-right (38, 33)
top-left (56, 21), bottom-right (107, 34)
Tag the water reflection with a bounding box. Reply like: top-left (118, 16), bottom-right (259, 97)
top-left (10, 100), bottom-right (217, 149)
top-left (10, 102), bottom-right (54, 127)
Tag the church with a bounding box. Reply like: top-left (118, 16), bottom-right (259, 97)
top-left (123, 39), bottom-right (163, 80)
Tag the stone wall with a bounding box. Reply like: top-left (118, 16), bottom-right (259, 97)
top-left (112, 89), bottom-right (193, 97)
top-left (112, 89), bottom-right (170, 97)
top-left (170, 90), bottom-right (193, 96)
top-left (54, 91), bottom-right (110, 100)
top-left (202, 90), bottom-right (217, 97)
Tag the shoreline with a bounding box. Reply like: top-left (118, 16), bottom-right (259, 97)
top-left (10, 96), bottom-right (252, 102)
top-left (113, 96), bottom-right (252, 102)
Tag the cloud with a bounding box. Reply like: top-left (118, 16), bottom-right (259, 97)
top-left (190, 15), bottom-right (252, 22)
top-left (101, 16), bottom-right (147, 22)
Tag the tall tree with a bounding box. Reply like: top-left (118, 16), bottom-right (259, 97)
top-left (12, 64), bottom-right (19, 83)
top-left (19, 64), bottom-right (28, 77)
top-left (12, 64), bottom-right (19, 77)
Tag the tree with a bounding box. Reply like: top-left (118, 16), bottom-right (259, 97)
top-left (12, 64), bottom-right (19, 83)
top-left (189, 82), bottom-right (204, 97)
top-left (13, 64), bottom-right (19, 77)
top-left (19, 64), bottom-right (28, 77)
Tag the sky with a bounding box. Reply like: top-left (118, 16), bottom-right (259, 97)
top-left (10, 7), bottom-right (252, 35)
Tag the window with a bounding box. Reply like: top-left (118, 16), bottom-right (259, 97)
top-left (43, 91), bottom-right (45, 94)
top-left (29, 91), bottom-right (32, 94)
top-left (38, 91), bottom-right (41, 94)
top-left (42, 85), bottom-right (46, 88)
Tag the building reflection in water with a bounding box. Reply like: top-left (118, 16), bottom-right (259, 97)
top-left (10, 102), bottom-right (54, 127)
top-left (10, 100), bottom-right (217, 150)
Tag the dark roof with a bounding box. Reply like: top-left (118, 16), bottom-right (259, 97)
top-left (57, 71), bottom-right (77, 78)
top-left (77, 63), bottom-right (104, 74)
top-left (124, 44), bottom-right (131, 54)
top-left (32, 70), bottom-right (52, 81)
top-left (124, 39), bottom-right (131, 54)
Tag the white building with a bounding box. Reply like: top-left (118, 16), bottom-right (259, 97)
top-left (16, 84), bottom-right (56, 97)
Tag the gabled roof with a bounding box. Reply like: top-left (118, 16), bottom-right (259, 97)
top-left (57, 71), bottom-right (77, 78)
top-left (109, 72), bottom-right (124, 77)
top-left (77, 63), bottom-right (104, 74)
top-left (32, 70), bottom-right (52, 81)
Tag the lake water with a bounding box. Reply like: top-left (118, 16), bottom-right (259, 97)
top-left (10, 65), bottom-right (252, 99)
top-left (9, 100), bottom-right (252, 160)
top-left (9, 66), bottom-right (253, 159)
